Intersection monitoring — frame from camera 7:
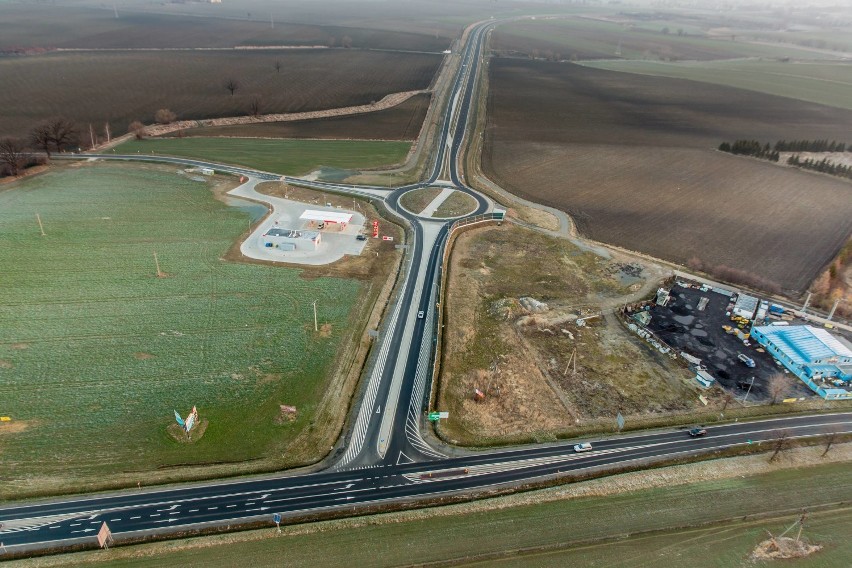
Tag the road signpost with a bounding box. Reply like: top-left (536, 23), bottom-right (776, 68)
top-left (616, 412), bottom-right (625, 432)
top-left (96, 522), bottom-right (113, 549)
top-left (428, 412), bottom-right (441, 422)
top-left (272, 513), bottom-right (281, 533)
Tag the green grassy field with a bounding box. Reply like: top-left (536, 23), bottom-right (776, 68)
top-left (581, 59), bottom-right (852, 110)
top-left (32, 460), bottom-right (852, 567)
top-left (116, 138), bottom-right (412, 175)
top-left (0, 163), bottom-right (361, 497)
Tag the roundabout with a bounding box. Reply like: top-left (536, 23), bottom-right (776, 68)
top-left (398, 185), bottom-right (479, 219)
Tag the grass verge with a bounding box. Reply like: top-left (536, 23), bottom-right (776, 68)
top-left (115, 138), bottom-right (411, 176)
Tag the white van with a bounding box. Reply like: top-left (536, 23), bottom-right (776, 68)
top-left (573, 442), bottom-right (593, 453)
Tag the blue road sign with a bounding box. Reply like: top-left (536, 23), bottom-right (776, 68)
top-left (272, 513), bottom-right (281, 524)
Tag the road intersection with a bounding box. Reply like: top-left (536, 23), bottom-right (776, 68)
top-left (3, 19), bottom-right (850, 557)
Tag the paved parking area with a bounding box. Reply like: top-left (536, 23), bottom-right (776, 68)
top-left (647, 284), bottom-right (813, 402)
top-left (230, 178), bottom-right (368, 265)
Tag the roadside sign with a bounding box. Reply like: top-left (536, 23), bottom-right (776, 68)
top-left (273, 512), bottom-right (281, 533)
top-left (439, 412), bottom-right (449, 419)
top-left (0, 416), bottom-right (10, 422)
top-left (616, 413), bottom-right (625, 431)
top-left (368, 329), bottom-right (379, 339)
top-left (382, 236), bottom-right (394, 241)
top-left (96, 522), bottom-right (113, 549)
top-left (428, 412), bottom-right (441, 422)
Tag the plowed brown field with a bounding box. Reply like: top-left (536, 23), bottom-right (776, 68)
top-left (483, 59), bottom-right (852, 292)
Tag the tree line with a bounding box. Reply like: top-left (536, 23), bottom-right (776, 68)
top-left (786, 155), bottom-right (852, 181)
top-left (718, 138), bottom-right (852, 182)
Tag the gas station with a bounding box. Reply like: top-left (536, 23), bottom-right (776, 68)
top-left (299, 210), bottom-right (353, 232)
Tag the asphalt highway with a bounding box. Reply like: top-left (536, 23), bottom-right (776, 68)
top-left (3, 19), bottom-right (849, 558)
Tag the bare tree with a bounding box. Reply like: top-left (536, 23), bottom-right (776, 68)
top-left (128, 120), bottom-right (147, 140)
top-left (31, 118), bottom-right (78, 156)
top-left (769, 430), bottom-right (790, 462)
top-left (341, 35), bottom-right (352, 48)
top-left (274, 60), bottom-right (282, 73)
top-left (0, 137), bottom-right (28, 176)
top-left (249, 97), bottom-right (262, 117)
top-left (31, 123), bottom-right (53, 157)
top-left (821, 431), bottom-right (838, 457)
top-left (224, 79), bottom-right (239, 96)
top-left (154, 108), bottom-right (177, 125)
top-left (768, 373), bottom-right (795, 405)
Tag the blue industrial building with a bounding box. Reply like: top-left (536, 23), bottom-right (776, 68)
top-left (751, 325), bottom-right (852, 400)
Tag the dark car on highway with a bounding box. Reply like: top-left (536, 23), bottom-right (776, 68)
top-left (688, 428), bottom-right (707, 437)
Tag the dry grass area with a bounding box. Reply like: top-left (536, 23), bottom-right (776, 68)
top-left (432, 191), bottom-right (477, 218)
top-left (165, 94), bottom-right (431, 141)
top-left (483, 59), bottom-right (852, 293)
top-left (437, 224), bottom-right (696, 445)
top-left (399, 187), bottom-right (443, 214)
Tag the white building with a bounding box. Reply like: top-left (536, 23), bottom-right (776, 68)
top-left (262, 227), bottom-right (321, 251)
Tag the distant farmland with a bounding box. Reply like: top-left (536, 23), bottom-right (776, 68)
top-left (0, 50), bottom-right (441, 140)
top-left (0, 4), bottom-right (452, 52)
top-left (483, 59), bottom-right (852, 292)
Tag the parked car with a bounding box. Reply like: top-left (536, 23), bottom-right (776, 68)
top-left (688, 428), bottom-right (707, 437)
top-left (573, 442), bottom-right (593, 452)
top-left (356, 234), bottom-right (367, 241)
top-left (738, 353), bottom-right (756, 368)
top-left (417, 311), bottom-right (424, 319)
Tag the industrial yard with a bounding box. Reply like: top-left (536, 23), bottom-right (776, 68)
top-left (629, 280), bottom-right (852, 403)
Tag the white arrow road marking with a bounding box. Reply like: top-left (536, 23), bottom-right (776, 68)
top-left (376, 406), bottom-right (381, 414)
top-left (244, 507), bottom-right (270, 513)
top-left (334, 496), bottom-right (354, 501)
top-left (153, 518), bottom-right (179, 524)
top-left (70, 528), bottom-right (96, 534)
top-left (334, 483), bottom-right (356, 491)
top-left (157, 505), bottom-right (179, 512)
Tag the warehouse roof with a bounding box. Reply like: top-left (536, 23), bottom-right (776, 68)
top-left (753, 325), bottom-right (852, 365)
top-left (300, 210), bottom-right (352, 224)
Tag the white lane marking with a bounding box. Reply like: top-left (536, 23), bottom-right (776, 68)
top-left (110, 518), bottom-right (121, 522)
top-left (265, 487), bottom-right (373, 505)
top-left (207, 507), bottom-right (218, 511)
top-left (226, 505), bottom-right (236, 508)
top-left (188, 509), bottom-right (199, 513)
top-left (130, 516), bottom-right (141, 520)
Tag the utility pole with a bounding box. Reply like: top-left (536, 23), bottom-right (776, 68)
top-left (312, 300), bottom-right (318, 332)
top-left (801, 291), bottom-right (812, 313)
top-left (153, 252), bottom-right (164, 278)
top-left (104, 122), bottom-right (111, 144)
top-left (89, 124), bottom-right (96, 149)
top-left (827, 298), bottom-right (840, 321)
top-left (743, 376), bottom-right (755, 404)
top-left (36, 213), bottom-right (46, 236)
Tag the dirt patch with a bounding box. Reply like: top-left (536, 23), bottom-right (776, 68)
top-left (0, 420), bottom-right (32, 435)
top-left (752, 536), bottom-right (822, 561)
top-left (11, 342), bottom-right (29, 350)
top-left (0, 359), bottom-right (13, 369)
top-left (275, 405), bottom-right (299, 425)
top-left (483, 59), bottom-right (852, 293)
top-left (438, 224), bottom-right (696, 444)
top-left (133, 352), bottom-right (155, 360)
top-left (167, 419), bottom-right (209, 444)
top-left (319, 323), bottom-right (333, 338)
